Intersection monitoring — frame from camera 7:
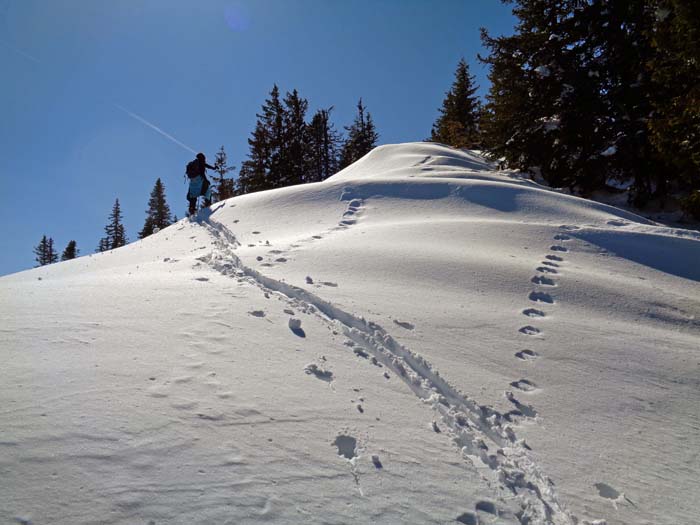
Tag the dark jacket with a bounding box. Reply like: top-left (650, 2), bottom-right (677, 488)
top-left (193, 157), bottom-right (216, 178)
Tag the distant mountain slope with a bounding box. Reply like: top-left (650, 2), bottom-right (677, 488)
top-left (2, 143), bottom-right (698, 525)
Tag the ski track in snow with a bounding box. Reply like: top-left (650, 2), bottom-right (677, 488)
top-left (192, 208), bottom-right (577, 525)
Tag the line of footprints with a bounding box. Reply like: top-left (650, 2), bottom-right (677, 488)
top-left (506, 229), bottom-right (573, 421)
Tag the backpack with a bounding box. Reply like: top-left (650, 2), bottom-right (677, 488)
top-left (186, 160), bottom-right (199, 178)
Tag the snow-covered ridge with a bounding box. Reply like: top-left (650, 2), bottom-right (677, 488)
top-left (2, 143), bottom-right (699, 525)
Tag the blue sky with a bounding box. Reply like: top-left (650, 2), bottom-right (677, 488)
top-left (0, 0), bottom-right (515, 276)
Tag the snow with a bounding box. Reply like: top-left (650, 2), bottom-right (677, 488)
top-left (2, 142), bottom-right (699, 525)
top-left (601, 145), bottom-right (617, 157)
top-left (534, 65), bottom-right (551, 77)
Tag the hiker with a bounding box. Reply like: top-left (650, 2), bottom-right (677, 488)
top-left (186, 152), bottom-right (216, 215)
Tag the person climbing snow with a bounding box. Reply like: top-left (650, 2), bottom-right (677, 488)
top-left (186, 152), bottom-right (216, 216)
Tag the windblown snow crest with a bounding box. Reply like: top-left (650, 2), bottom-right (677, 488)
top-left (198, 214), bottom-right (577, 525)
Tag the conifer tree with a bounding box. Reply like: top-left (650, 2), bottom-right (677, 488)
top-left (239, 85), bottom-right (285, 194)
top-left (307, 107), bottom-right (341, 182)
top-left (339, 99), bottom-right (379, 169)
top-left (431, 59), bottom-right (482, 148)
top-left (61, 240), bottom-right (79, 261)
top-left (211, 146), bottom-right (236, 202)
top-left (97, 198), bottom-right (127, 251)
top-left (34, 235), bottom-right (58, 266)
top-left (280, 89), bottom-right (309, 187)
top-left (647, 0), bottom-right (700, 199)
top-left (139, 179), bottom-right (173, 239)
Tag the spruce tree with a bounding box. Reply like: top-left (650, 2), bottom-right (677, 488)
top-left (239, 85), bottom-right (285, 194)
top-left (280, 89), bottom-right (309, 187)
top-left (61, 240), bottom-right (79, 261)
top-left (34, 235), bottom-right (58, 266)
top-left (211, 146), bottom-right (236, 202)
top-left (98, 198), bottom-right (127, 251)
top-left (139, 179), bottom-right (173, 239)
top-left (647, 0), bottom-right (700, 199)
top-left (430, 59), bottom-right (482, 148)
top-left (339, 99), bottom-right (379, 169)
top-left (307, 107), bottom-right (341, 182)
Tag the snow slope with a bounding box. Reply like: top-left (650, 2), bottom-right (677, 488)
top-left (1, 143), bottom-right (699, 525)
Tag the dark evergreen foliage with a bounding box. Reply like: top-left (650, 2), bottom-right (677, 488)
top-left (339, 99), bottom-right (379, 169)
top-left (238, 85), bottom-right (285, 194)
top-left (98, 198), bottom-right (127, 252)
top-left (211, 146), bottom-right (236, 202)
top-left (647, 0), bottom-right (700, 196)
top-left (480, 0), bottom-right (700, 206)
top-left (307, 107), bottom-right (341, 182)
top-left (430, 59), bottom-right (482, 148)
top-left (34, 235), bottom-right (58, 266)
top-left (61, 240), bottom-right (79, 261)
top-left (139, 179), bottom-right (173, 239)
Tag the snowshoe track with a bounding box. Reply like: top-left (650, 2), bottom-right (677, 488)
top-left (197, 215), bottom-right (576, 525)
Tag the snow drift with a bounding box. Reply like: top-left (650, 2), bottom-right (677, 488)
top-left (1, 143), bottom-right (699, 525)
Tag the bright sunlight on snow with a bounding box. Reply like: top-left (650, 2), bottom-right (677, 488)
top-left (2, 143), bottom-right (699, 525)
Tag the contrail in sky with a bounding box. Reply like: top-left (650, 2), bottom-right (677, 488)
top-left (0, 39), bottom-right (42, 64)
top-left (114, 104), bottom-right (198, 155)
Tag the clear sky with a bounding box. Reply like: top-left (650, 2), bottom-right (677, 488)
top-left (0, 0), bottom-right (515, 276)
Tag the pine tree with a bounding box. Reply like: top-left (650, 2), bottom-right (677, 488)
top-left (280, 89), bottom-right (309, 186)
top-left (211, 146), bottom-right (236, 202)
top-left (339, 99), bottom-right (379, 169)
top-left (61, 240), bottom-right (79, 261)
top-left (307, 107), bottom-right (341, 182)
top-left (139, 179), bottom-right (173, 239)
top-left (97, 198), bottom-right (128, 251)
top-left (430, 59), bottom-right (482, 148)
top-left (647, 0), bottom-right (700, 199)
top-left (239, 85), bottom-right (285, 194)
top-left (33, 235), bottom-right (58, 266)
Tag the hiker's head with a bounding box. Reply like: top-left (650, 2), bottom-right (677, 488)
top-left (196, 152), bottom-right (206, 161)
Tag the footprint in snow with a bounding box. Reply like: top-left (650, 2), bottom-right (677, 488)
top-left (594, 482), bottom-right (633, 508)
top-left (529, 291), bottom-right (554, 304)
top-left (510, 379), bottom-right (539, 392)
top-left (519, 325), bottom-right (542, 336)
top-left (536, 266), bottom-right (559, 274)
top-left (252, 231), bottom-right (261, 234)
top-left (553, 234), bottom-right (571, 241)
top-left (332, 435), bottom-right (357, 460)
top-left (456, 512), bottom-right (477, 525)
top-left (531, 275), bottom-right (556, 286)
top-left (546, 254), bottom-right (564, 262)
top-left (515, 349), bottom-right (539, 361)
top-left (312, 235), bottom-right (322, 239)
top-left (522, 308), bottom-right (546, 318)
top-left (505, 391), bottom-right (538, 418)
top-left (304, 363), bottom-right (334, 382)
top-left (275, 257), bottom-right (287, 263)
top-left (550, 245), bottom-right (569, 252)
top-left (289, 318), bottom-right (305, 337)
top-left (194, 277), bottom-right (210, 282)
top-left (607, 220), bottom-right (628, 227)
top-left (320, 281), bottom-right (338, 287)
top-left (393, 320), bottom-right (415, 330)
top-left (249, 310), bottom-right (266, 318)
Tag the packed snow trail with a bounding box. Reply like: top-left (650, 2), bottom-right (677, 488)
top-left (196, 212), bottom-right (577, 525)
